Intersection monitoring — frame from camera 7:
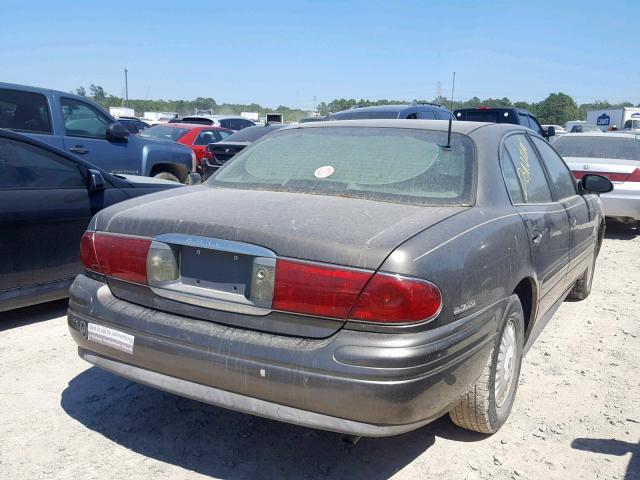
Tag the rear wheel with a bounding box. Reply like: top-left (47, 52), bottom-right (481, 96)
top-left (449, 294), bottom-right (524, 434)
top-left (153, 171), bottom-right (180, 182)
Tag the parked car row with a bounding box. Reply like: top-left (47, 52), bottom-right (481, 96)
top-left (3, 81), bottom-right (636, 443)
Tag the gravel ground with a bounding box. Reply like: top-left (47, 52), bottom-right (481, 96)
top-left (1, 222), bottom-right (639, 480)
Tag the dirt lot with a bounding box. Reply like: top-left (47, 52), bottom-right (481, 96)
top-left (1, 222), bottom-right (639, 480)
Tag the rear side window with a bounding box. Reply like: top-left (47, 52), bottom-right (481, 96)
top-left (194, 130), bottom-right (223, 145)
top-left (61, 98), bottom-right (111, 138)
top-left (0, 138), bottom-right (85, 189)
top-left (418, 111), bottom-right (437, 120)
top-left (530, 137), bottom-right (576, 200)
top-left (141, 125), bottom-right (190, 142)
top-left (0, 89), bottom-right (52, 134)
top-left (501, 134), bottom-right (552, 204)
top-left (210, 127), bottom-right (475, 206)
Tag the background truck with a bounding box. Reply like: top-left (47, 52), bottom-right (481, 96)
top-left (587, 107), bottom-right (640, 131)
top-left (0, 82), bottom-right (196, 183)
top-left (109, 106), bottom-right (135, 118)
top-left (266, 112), bottom-right (284, 124)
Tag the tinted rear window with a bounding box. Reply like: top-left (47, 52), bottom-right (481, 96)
top-left (209, 127), bottom-right (475, 206)
top-left (554, 137), bottom-right (640, 161)
top-left (141, 125), bottom-right (190, 141)
top-left (223, 125), bottom-right (285, 142)
top-left (455, 109), bottom-right (518, 124)
top-left (0, 89), bottom-right (53, 134)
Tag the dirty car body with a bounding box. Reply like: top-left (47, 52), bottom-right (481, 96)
top-left (68, 120), bottom-right (609, 436)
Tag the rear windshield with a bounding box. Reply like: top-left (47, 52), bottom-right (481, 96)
top-left (223, 125), bottom-right (285, 142)
top-left (554, 136), bottom-right (640, 161)
top-left (208, 126), bottom-right (475, 206)
top-left (455, 109), bottom-right (517, 124)
top-left (141, 125), bottom-right (189, 142)
top-left (327, 110), bottom-right (400, 120)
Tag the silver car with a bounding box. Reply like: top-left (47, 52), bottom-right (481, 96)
top-left (554, 132), bottom-right (640, 227)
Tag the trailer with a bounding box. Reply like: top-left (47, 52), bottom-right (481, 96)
top-left (109, 106), bottom-right (135, 118)
top-left (586, 108), bottom-right (640, 131)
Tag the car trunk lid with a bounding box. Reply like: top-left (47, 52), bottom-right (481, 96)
top-left (93, 186), bottom-right (467, 336)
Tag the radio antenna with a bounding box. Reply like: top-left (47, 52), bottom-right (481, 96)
top-left (443, 72), bottom-right (456, 150)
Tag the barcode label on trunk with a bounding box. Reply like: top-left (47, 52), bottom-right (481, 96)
top-left (87, 323), bottom-right (134, 355)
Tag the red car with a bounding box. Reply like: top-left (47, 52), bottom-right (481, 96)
top-left (141, 123), bottom-right (233, 175)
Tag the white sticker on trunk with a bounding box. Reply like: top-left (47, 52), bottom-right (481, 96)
top-left (87, 323), bottom-right (135, 355)
top-left (314, 165), bottom-right (334, 178)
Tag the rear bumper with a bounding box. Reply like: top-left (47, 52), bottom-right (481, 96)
top-left (68, 274), bottom-right (499, 436)
top-left (601, 183), bottom-right (640, 220)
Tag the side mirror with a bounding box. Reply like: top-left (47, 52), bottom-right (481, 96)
top-left (88, 169), bottom-right (106, 191)
top-left (106, 122), bottom-right (130, 141)
top-left (580, 174), bottom-right (613, 194)
top-left (545, 126), bottom-right (556, 138)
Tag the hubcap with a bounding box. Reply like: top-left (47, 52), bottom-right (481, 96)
top-left (495, 319), bottom-right (518, 408)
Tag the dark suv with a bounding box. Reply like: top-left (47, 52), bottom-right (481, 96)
top-left (454, 107), bottom-right (555, 139)
top-left (325, 103), bottom-right (455, 121)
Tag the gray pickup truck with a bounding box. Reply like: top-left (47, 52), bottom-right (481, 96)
top-left (0, 82), bottom-right (196, 183)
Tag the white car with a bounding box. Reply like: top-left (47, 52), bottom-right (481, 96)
top-left (170, 115), bottom-right (256, 131)
top-left (554, 132), bottom-right (640, 228)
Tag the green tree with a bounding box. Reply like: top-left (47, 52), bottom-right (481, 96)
top-left (89, 84), bottom-right (107, 102)
top-left (536, 93), bottom-right (580, 125)
top-left (75, 86), bottom-right (87, 97)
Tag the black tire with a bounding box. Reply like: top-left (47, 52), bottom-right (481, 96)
top-left (449, 294), bottom-right (525, 434)
top-left (153, 171), bottom-right (180, 182)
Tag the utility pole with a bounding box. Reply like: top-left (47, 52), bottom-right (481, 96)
top-left (124, 68), bottom-right (129, 106)
top-left (437, 81), bottom-right (442, 100)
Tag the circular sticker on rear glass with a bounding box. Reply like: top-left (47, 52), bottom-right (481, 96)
top-left (314, 165), bottom-right (335, 178)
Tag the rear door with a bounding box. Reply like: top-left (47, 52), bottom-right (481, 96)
top-left (529, 135), bottom-right (597, 284)
top-left (0, 136), bottom-right (92, 292)
top-left (500, 133), bottom-right (571, 314)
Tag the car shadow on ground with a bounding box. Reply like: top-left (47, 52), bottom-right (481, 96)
top-left (0, 299), bottom-right (68, 332)
top-left (572, 437), bottom-right (640, 480)
top-left (61, 367), bottom-right (487, 479)
top-left (604, 220), bottom-right (638, 240)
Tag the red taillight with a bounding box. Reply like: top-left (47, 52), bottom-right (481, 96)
top-left (348, 274), bottom-right (441, 324)
top-left (272, 259), bottom-right (442, 324)
top-left (80, 232), bottom-right (100, 272)
top-left (272, 259), bottom-right (371, 318)
top-left (627, 168), bottom-right (640, 182)
top-left (80, 232), bottom-right (151, 284)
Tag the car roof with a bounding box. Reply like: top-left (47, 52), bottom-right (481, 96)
top-left (330, 104), bottom-right (448, 114)
top-left (285, 118), bottom-right (523, 136)
top-left (454, 106), bottom-right (533, 115)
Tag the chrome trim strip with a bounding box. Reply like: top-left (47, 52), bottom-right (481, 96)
top-left (154, 233), bottom-right (276, 258)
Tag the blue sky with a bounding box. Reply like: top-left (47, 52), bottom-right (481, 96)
top-left (1, 0), bottom-right (638, 109)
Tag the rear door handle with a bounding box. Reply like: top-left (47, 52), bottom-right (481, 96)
top-left (69, 146), bottom-right (89, 154)
top-left (531, 230), bottom-right (543, 245)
